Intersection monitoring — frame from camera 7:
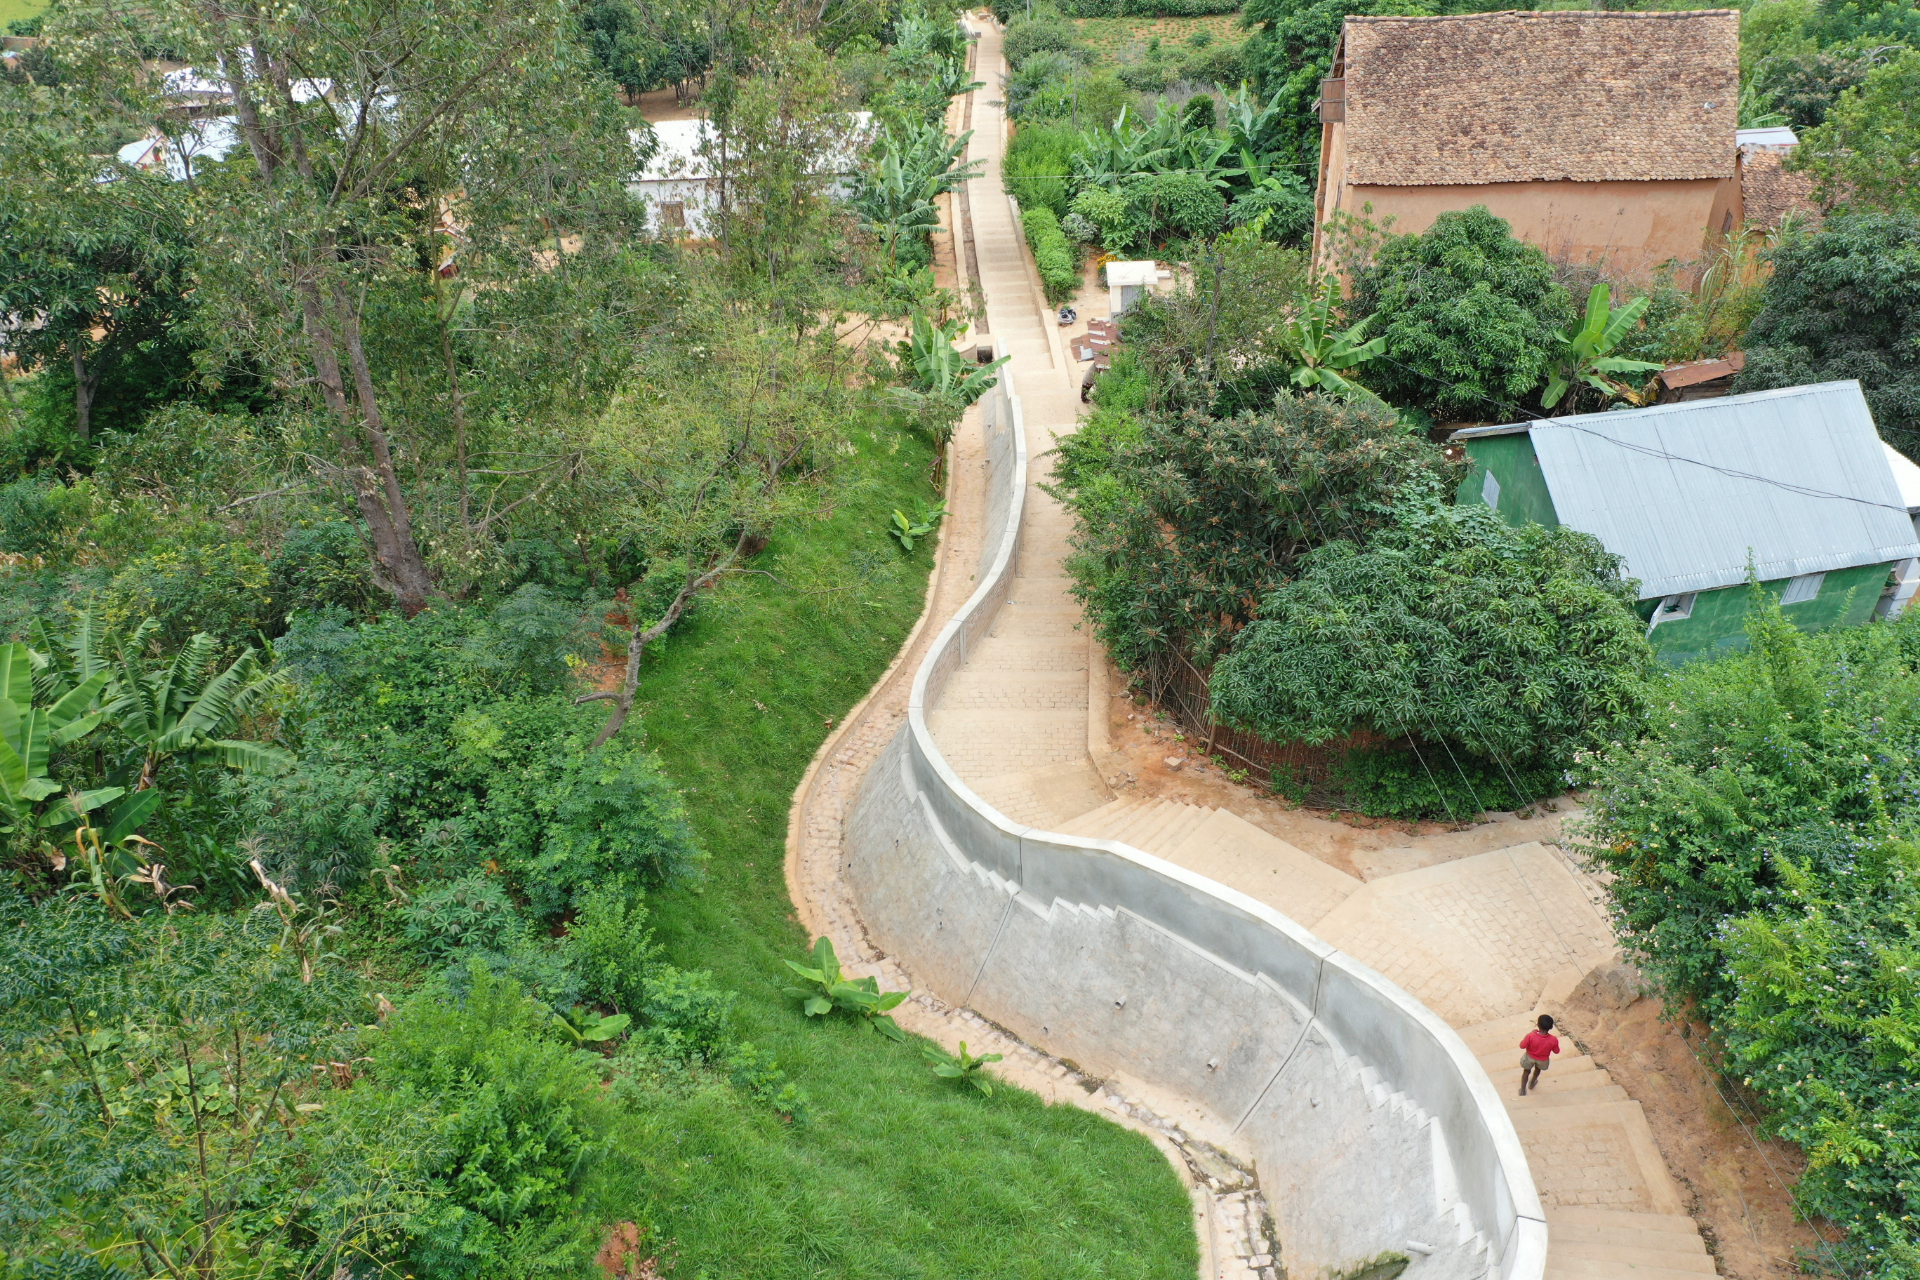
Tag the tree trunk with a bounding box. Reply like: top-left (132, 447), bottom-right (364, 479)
top-left (71, 348), bottom-right (95, 440)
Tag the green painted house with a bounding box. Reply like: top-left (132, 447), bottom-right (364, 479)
top-left (1454, 382), bottom-right (1920, 665)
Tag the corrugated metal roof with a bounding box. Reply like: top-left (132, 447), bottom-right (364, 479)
top-left (1458, 382), bottom-right (1920, 600)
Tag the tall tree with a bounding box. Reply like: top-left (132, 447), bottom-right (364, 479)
top-left (52, 0), bottom-right (641, 613)
top-left (0, 114), bottom-right (190, 441)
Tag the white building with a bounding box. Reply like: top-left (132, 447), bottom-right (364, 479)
top-left (626, 113), bottom-right (874, 236)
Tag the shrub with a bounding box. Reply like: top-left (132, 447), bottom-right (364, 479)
top-left (1792, 49), bottom-right (1920, 213)
top-left (405, 874), bottom-right (525, 962)
top-left (375, 967), bottom-right (608, 1280)
top-left (1209, 492), bottom-right (1651, 803)
top-left (1052, 390), bottom-right (1449, 670)
top-left (459, 584), bottom-right (592, 697)
top-left (1353, 205), bottom-right (1573, 422)
top-left (559, 883), bottom-right (657, 1013)
top-left (529, 747), bottom-right (704, 917)
top-left (1070, 185), bottom-right (1148, 254)
top-left (1132, 170), bottom-right (1227, 240)
top-left (229, 760), bottom-right (391, 893)
top-left (1005, 49), bottom-right (1084, 120)
top-left (1733, 213), bottom-right (1920, 460)
top-left (0, 476), bottom-right (77, 558)
top-left (100, 537), bottom-right (277, 649)
top-left (638, 966), bottom-right (738, 1062)
top-left (1004, 122), bottom-right (1077, 217)
top-left (1575, 600), bottom-right (1920, 1273)
top-left (1227, 171), bottom-right (1315, 245)
top-left (1002, 14), bottom-right (1084, 67)
top-left (268, 521), bottom-right (377, 622)
top-left (1332, 748), bottom-right (1561, 821)
top-left (1021, 205), bottom-right (1081, 304)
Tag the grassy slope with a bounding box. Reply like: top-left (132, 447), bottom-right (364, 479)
top-left (620, 420), bottom-right (1197, 1278)
top-left (0, 0), bottom-right (44, 27)
top-left (1071, 13), bottom-right (1244, 62)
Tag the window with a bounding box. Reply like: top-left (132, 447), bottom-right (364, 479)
top-left (659, 200), bottom-right (686, 229)
top-left (1648, 593), bottom-right (1696, 633)
top-left (1480, 470), bottom-right (1501, 510)
top-left (1780, 572), bottom-right (1825, 605)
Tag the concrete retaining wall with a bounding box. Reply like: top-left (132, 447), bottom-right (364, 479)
top-left (844, 362), bottom-right (1546, 1280)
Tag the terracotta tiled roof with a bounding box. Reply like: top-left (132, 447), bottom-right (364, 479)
top-left (1341, 10), bottom-right (1740, 187)
top-left (1741, 148), bottom-right (1824, 231)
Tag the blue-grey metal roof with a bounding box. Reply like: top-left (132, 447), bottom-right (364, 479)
top-left (1454, 382), bottom-right (1920, 600)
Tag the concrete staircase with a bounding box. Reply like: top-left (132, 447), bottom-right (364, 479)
top-left (1057, 798), bottom-right (1361, 928)
top-left (1459, 1013), bottom-right (1717, 1280)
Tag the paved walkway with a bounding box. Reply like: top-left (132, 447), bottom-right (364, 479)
top-left (912, 20), bottom-right (1722, 1280)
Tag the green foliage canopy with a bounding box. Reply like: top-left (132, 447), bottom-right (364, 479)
top-left (1209, 494), bottom-right (1651, 773)
top-left (1733, 212), bottom-right (1920, 459)
top-left (1354, 206), bottom-right (1573, 422)
top-left (1050, 379), bottom-right (1450, 671)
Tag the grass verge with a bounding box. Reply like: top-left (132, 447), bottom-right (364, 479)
top-left (620, 418), bottom-right (1199, 1278)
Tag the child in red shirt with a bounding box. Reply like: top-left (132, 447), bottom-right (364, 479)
top-left (1518, 1014), bottom-right (1560, 1096)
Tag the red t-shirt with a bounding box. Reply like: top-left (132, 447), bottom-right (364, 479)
top-left (1519, 1030), bottom-right (1561, 1061)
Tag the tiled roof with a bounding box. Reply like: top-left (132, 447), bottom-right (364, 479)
top-left (1741, 148), bottom-right (1823, 231)
top-left (1341, 10), bottom-right (1740, 187)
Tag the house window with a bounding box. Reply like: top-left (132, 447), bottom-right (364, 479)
top-left (659, 201), bottom-right (686, 229)
top-left (1780, 572), bottom-right (1825, 605)
top-left (1480, 470), bottom-right (1501, 510)
top-left (1649, 593), bottom-right (1696, 633)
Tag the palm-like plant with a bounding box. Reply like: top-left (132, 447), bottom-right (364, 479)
top-left (0, 643), bottom-right (112, 835)
top-left (852, 122), bottom-right (984, 265)
top-left (1543, 284), bottom-right (1664, 412)
top-left (1281, 275), bottom-right (1388, 400)
top-left (110, 633), bottom-right (293, 790)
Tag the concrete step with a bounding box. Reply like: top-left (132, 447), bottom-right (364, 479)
top-left (1508, 1081), bottom-right (1627, 1109)
top-left (1056, 796), bottom-right (1148, 838)
top-left (1144, 804), bottom-right (1216, 855)
top-left (1544, 1211), bottom-right (1708, 1256)
top-left (1484, 1055), bottom-right (1600, 1087)
top-left (1128, 803), bottom-right (1213, 856)
top-left (956, 637), bottom-right (1087, 672)
top-left (1458, 1012), bottom-right (1545, 1056)
top-left (1546, 1255), bottom-right (1716, 1280)
top-left (938, 666), bottom-right (1085, 713)
top-left (1107, 800), bottom-right (1185, 847)
top-left (1544, 1208), bottom-right (1702, 1236)
top-left (1477, 1041), bottom-right (1577, 1073)
top-left (1164, 809), bottom-right (1362, 929)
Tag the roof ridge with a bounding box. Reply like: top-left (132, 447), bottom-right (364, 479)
top-left (1345, 8), bottom-right (1737, 22)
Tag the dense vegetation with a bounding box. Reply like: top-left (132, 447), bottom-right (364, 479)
top-left (1575, 599), bottom-right (1920, 1276)
top-left (0, 1), bottom-right (1202, 1276)
top-left (1210, 495), bottom-right (1651, 818)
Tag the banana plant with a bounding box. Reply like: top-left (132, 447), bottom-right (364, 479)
top-left (110, 633), bottom-right (293, 790)
top-left (554, 1006), bottom-right (632, 1046)
top-left (923, 1039), bottom-right (1003, 1095)
top-left (1223, 81), bottom-right (1289, 172)
top-left (1281, 275), bottom-right (1388, 400)
top-left (782, 936), bottom-right (908, 1042)
top-left (0, 642), bottom-right (115, 834)
top-left (1543, 283), bottom-right (1665, 412)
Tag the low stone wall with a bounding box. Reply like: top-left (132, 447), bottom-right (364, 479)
top-left (843, 365), bottom-right (1546, 1280)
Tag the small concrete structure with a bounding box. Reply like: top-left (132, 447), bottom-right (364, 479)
top-left (1104, 260), bottom-right (1163, 316)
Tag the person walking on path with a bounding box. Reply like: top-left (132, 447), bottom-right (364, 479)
top-left (1518, 1014), bottom-right (1561, 1096)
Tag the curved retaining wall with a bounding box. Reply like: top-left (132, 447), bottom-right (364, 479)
top-left (843, 364), bottom-right (1546, 1280)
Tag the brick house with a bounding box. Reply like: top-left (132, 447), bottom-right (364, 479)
top-left (1311, 10), bottom-right (1744, 280)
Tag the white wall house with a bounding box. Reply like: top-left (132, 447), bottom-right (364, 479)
top-left (626, 113), bottom-right (873, 237)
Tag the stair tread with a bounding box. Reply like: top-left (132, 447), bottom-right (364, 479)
top-left (1544, 1208), bottom-right (1700, 1231)
top-left (1547, 1219), bottom-right (1708, 1254)
top-left (1547, 1241), bottom-right (1715, 1273)
top-left (1509, 1083), bottom-right (1628, 1108)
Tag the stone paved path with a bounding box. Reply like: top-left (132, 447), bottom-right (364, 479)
top-left (789, 16), bottom-right (1719, 1280)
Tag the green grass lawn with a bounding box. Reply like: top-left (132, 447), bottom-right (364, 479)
top-left (0, 0), bottom-right (44, 29)
top-left (614, 418), bottom-right (1198, 1278)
